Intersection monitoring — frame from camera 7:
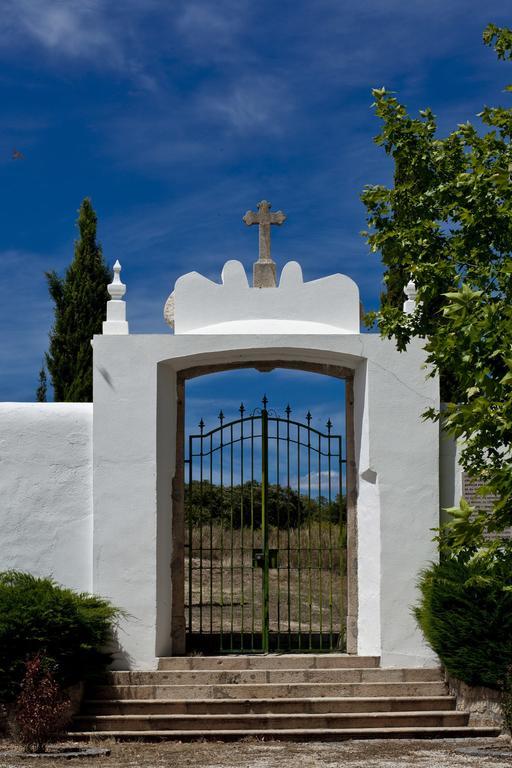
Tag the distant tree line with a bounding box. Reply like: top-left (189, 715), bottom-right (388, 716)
top-left (185, 480), bottom-right (346, 529)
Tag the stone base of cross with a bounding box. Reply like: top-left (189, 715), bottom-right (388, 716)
top-left (253, 260), bottom-right (277, 288)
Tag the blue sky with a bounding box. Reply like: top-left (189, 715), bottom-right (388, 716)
top-left (1, 1), bottom-right (510, 423)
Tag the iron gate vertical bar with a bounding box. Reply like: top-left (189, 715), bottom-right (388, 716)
top-left (188, 436), bottom-right (193, 635)
top-left (261, 403), bottom-right (270, 652)
top-left (250, 417), bottom-right (255, 651)
top-left (338, 434), bottom-right (344, 649)
top-left (230, 423), bottom-right (234, 650)
top-left (240, 408), bottom-right (245, 651)
top-left (286, 408), bottom-right (292, 647)
top-left (327, 421), bottom-right (334, 650)
top-left (296, 422), bottom-right (302, 650)
top-left (276, 418), bottom-right (281, 650)
top-left (209, 433), bottom-right (213, 634)
top-left (307, 414), bottom-right (312, 650)
top-left (318, 431), bottom-right (323, 650)
top-left (199, 426), bottom-right (204, 635)
top-left (219, 412), bottom-right (224, 651)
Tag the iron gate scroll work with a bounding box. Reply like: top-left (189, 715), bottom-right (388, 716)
top-left (184, 398), bottom-right (347, 654)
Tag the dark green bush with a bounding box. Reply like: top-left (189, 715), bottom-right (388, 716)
top-left (0, 571), bottom-right (121, 702)
top-left (414, 550), bottom-right (512, 689)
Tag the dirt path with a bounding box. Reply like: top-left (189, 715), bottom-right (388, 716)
top-left (1, 738), bottom-right (511, 768)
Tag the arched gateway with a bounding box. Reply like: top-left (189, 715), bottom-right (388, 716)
top-left (92, 203), bottom-right (439, 670)
top-left (183, 374), bottom-right (350, 656)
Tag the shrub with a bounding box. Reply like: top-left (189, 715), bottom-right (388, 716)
top-left (414, 550), bottom-right (512, 689)
top-left (0, 571), bottom-right (121, 702)
top-left (13, 654), bottom-right (70, 753)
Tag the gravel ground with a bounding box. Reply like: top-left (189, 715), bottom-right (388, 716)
top-left (1, 737), bottom-right (512, 768)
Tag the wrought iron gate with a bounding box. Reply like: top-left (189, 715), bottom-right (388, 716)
top-left (184, 397), bottom-right (347, 654)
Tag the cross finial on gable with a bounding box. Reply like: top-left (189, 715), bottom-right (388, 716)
top-left (243, 200), bottom-right (286, 287)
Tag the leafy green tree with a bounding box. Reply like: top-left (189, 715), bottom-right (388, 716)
top-left (361, 24), bottom-right (512, 546)
top-left (36, 364), bottom-right (47, 402)
top-left (45, 199), bottom-right (111, 402)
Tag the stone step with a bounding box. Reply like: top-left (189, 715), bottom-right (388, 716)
top-left (82, 695), bottom-right (456, 716)
top-left (69, 726), bottom-right (502, 741)
top-left (107, 667), bottom-right (442, 686)
top-left (73, 709), bottom-right (469, 732)
top-left (90, 681), bottom-right (448, 700)
top-left (157, 655), bottom-right (379, 671)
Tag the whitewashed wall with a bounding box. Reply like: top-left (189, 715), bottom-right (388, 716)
top-left (439, 428), bottom-right (462, 525)
top-left (0, 403), bottom-right (93, 593)
top-left (0, 338), bottom-right (441, 670)
top-left (93, 333), bottom-right (439, 669)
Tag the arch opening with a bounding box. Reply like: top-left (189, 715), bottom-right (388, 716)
top-left (170, 360), bottom-right (357, 655)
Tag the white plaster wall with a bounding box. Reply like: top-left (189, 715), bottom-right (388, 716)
top-left (172, 260), bottom-right (360, 334)
top-left (0, 403), bottom-right (93, 593)
top-left (362, 347), bottom-right (439, 667)
top-left (93, 333), bottom-right (439, 669)
top-left (354, 358), bottom-right (381, 658)
top-left (439, 428), bottom-right (459, 525)
top-left (93, 343), bottom-right (175, 670)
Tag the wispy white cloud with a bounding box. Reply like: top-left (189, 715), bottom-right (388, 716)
top-left (0, 0), bottom-right (505, 94)
top-left (199, 75), bottom-right (293, 135)
top-left (176, 0), bottom-right (250, 53)
top-left (0, 0), bottom-right (162, 90)
top-left (1, 1), bottom-right (119, 60)
top-left (0, 0), bottom-right (254, 94)
top-left (298, 470), bottom-right (341, 493)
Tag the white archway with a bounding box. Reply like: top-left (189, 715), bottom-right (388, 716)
top-left (92, 333), bottom-right (439, 669)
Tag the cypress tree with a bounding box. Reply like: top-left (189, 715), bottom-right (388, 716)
top-left (36, 364), bottom-right (47, 402)
top-left (45, 199), bottom-right (111, 402)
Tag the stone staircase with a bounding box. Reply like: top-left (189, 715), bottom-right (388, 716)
top-left (71, 655), bottom-right (501, 740)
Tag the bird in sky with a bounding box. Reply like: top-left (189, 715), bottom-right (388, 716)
top-left (12, 148), bottom-right (24, 160)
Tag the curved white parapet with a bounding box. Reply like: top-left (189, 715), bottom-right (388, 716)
top-left (164, 260), bottom-right (360, 335)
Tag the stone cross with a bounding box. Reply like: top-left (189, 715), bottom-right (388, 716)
top-left (243, 200), bottom-right (286, 287)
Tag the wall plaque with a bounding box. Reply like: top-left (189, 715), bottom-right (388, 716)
top-left (462, 473), bottom-right (511, 539)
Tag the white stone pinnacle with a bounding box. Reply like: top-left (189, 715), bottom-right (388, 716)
top-left (403, 278), bottom-right (417, 315)
top-left (108, 260), bottom-right (127, 300)
top-left (103, 260), bottom-right (129, 335)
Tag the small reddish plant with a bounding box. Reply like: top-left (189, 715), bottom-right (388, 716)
top-left (13, 654), bottom-right (70, 753)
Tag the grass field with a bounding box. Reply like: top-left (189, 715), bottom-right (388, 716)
top-left (185, 523), bottom-right (346, 647)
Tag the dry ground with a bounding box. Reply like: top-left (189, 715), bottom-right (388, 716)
top-left (1, 737), bottom-right (512, 767)
top-left (186, 524), bottom-right (346, 640)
